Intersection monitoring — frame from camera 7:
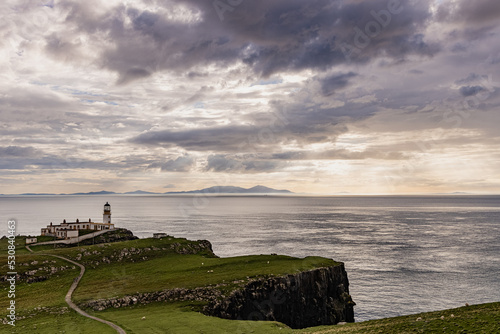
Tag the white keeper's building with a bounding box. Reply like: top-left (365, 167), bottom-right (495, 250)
top-left (41, 202), bottom-right (115, 239)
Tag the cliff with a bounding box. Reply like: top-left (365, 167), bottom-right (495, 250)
top-left (81, 262), bottom-right (355, 329)
top-left (62, 235), bottom-right (354, 329)
top-left (204, 264), bottom-right (355, 329)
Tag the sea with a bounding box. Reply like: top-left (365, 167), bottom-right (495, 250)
top-left (1, 195), bottom-right (499, 322)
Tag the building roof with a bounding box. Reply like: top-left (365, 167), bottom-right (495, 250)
top-left (61, 221), bottom-right (112, 225)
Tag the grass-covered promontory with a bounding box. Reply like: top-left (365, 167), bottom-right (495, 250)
top-left (0, 233), bottom-right (335, 333)
top-left (1, 233), bottom-right (499, 333)
top-left (24, 234), bottom-right (336, 303)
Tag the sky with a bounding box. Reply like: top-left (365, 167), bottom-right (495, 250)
top-left (1, 0), bottom-right (500, 195)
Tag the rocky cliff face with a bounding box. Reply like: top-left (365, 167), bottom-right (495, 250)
top-left (81, 259), bottom-right (355, 329)
top-left (203, 264), bottom-right (355, 329)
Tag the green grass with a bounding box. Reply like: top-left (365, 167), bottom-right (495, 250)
top-left (8, 310), bottom-right (116, 334)
top-left (0, 236), bottom-right (32, 255)
top-left (22, 236), bottom-right (335, 303)
top-left (27, 235), bottom-right (211, 260)
top-left (2, 236), bottom-right (499, 334)
top-left (301, 302), bottom-right (500, 334)
top-left (91, 301), bottom-right (291, 334)
top-left (7, 295), bottom-right (500, 333)
top-left (0, 237), bottom-right (334, 325)
top-left (74, 254), bottom-right (334, 302)
top-left (0, 254), bottom-right (80, 310)
top-left (82, 301), bottom-right (500, 334)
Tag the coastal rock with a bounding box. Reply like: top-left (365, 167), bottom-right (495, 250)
top-left (203, 264), bottom-right (355, 329)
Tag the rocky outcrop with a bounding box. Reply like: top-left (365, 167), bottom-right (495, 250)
top-left (203, 264), bottom-right (355, 329)
top-left (81, 228), bottom-right (138, 245)
top-left (0, 259), bottom-right (74, 284)
top-left (72, 239), bottom-right (215, 268)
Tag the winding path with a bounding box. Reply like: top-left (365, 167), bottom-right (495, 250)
top-left (26, 246), bottom-right (127, 334)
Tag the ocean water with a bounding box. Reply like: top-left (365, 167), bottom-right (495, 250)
top-left (1, 195), bottom-right (499, 322)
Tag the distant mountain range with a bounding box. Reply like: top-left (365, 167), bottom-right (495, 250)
top-left (165, 185), bottom-right (292, 194)
top-left (8, 185), bottom-right (293, 196)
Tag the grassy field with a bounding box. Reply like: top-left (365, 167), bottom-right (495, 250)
top-left (7, 310), bottom-right (117, 334)
top-left (302, 302), bottom-right (500, 334)
top-left (1, 235), bottom-right (499, 333)
top-left (0, 235), bottom-right (335, 333)
top-left (21, 235), bottom-right (336, 302)
top-left (75, 253), bottom-right (334, 302)
top-left (91, 302), bottom-right (291, 334)
top-left (79, 301), bottom-right (500, 334)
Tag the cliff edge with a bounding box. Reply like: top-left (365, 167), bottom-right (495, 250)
top-left (204, 263), bottom-right (355, 329)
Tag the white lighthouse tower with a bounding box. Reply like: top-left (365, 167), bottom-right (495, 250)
top-left (103, 202), bottom-right (111, 224)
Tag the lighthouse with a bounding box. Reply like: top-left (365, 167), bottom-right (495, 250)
top-left (103, 202), bottom-right (111, 224)
top-left (41, 202), bottom-right (115, 238)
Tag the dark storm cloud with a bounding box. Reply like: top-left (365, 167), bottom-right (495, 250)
top-left (459, 86), bottom-right (486, 97)
top-left (59, 0), bottom-right (437, 83)
top-left (319, 72), bottom-right (357, 96)
top-left (204, 0), bottom-right (437, 72)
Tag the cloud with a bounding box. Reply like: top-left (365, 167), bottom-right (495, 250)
top-left (44, 33), bottom-right (87, 63)
top-left (116, 68), bottom-right (152, 85)
top-left (54, 0), bottom-right (438, 83)
top-left (155, 155), bottom-right (195, 172)
top-left (2, 0), bottom-right (500, 194)
top-left (130, 126), bottom-right (258, 152)
top-left (459, 85), bottom-right (486, 97)
top-left (319, 72), bottom-right (357, 96)
top-left (0, 146), bottom-right (38, 157)
top-left (270, 149), bottom-right (406, 161)
top-left (455, 73), bottom-right (488, 85)
top-left (205, 154), bottom-right (284, 173)
top-left (205, 154), bottom-right (243, 172)
top-left (436, 0), bottom-right (500, 24)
